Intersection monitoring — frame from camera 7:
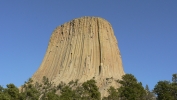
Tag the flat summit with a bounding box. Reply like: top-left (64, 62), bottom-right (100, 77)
top-left (32, 16), bottom-right (125, 96)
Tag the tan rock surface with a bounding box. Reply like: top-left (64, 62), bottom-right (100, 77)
top-left (32, 16), bottom-right (125, 97)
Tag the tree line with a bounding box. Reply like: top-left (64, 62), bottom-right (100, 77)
top-left (0, 73), bottom-right (177, 100)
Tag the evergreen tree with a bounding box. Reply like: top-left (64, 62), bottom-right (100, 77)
top-left (45, 91), bottom-right (60, 100)
top-left (144, 85), bottom-right (156, 100)
top-left (172, 73), bottom-right (177, 83)
top-left (82, 79), bottom-right (101, 100)
top-left (153, 74), bottom-right (177, 100)
top-left (153, 81), bottom-right (174, 100)
top-left (59, 85), bottom-right (76, 100)
top-left (0, 85), bottom-right (3, 92)
top-left (117, 74), bottom-right (146, 100)
top-left (5, 84), bottom-right (19, 100)
top-left (19, 78), bottom-right (40, 100)
top-left (0, 85), bottom-right (11, 100)
top-left (102, 86), bottom-right (119, 100)
top-left (0, 93), bottom-right (11, 100)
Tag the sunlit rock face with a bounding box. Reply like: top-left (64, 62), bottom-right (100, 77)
top-left (32, 16), bottom-right (125, 96)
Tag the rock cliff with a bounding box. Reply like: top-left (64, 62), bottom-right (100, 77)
top-left (32, 16), bottom-right (125, 96)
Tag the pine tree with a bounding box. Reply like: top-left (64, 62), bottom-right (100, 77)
top-left (145, 85), bottom-right (156, 100)
top-left (117, 74), bottom-right (146, 100)
top-left (82, 79), bottom-right (101, 100)
top-left (153, 74), bottom-right (177, 100)
top-left (172, 73), bottom-right (177, 83)
top-left (102, 86), bottom-right (119, 100)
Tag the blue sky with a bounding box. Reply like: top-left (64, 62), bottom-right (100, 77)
top-left (0, 1), bottom-right (177, 90)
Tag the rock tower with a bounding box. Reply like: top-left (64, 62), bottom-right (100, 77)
top-left (32, 16), bottom-right (125, 96)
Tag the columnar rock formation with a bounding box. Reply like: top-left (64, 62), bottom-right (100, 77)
top-left (32, 16), bottom-right (125, 96)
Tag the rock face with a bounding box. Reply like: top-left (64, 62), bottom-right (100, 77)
top-left (32, 16), bottom-right (125, 96)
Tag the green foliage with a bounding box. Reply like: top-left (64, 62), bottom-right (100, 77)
top-left (0, 93), bottom-right (11, 100)
top-left (82, 79), bottom-right (101, 100)
top-left (44, 91), bottom-right (60, 100)
top-left (59, 86), bottom-right (76, 100)
top-left (153, 73), bottom-right (177, 100)
top-left (172, 73), bottom-right (177, 83)
top-left (144, 85), bottom-right (156, 100)
top-left (57, 81), bottom-right (66, 90)
top-left (59, 79), bottom-right (101, 100)
top-left (74, 86), bottom-right (85, 99)
top-left (20, 78), bottom-right (40, 100)
top-left (5, 84), bottom-right (19, 100)
top-left (153, 80), bottom-right (177, 100)
top-left (102, 86), bottom-right (119, 100)
top-left (0, 86), bottom-right (10, 100)
top-left (0, 84), bottom-right (19, 100)
top-left (43, 76), bottom-right (49, 85)
top-left (0, 85), bottom-right (4, 92)
top-left (7, 73), bottom-right (177, 100)
top-left (117, 74), bottom-right (146, 100)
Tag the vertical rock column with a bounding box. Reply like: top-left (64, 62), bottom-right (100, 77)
top-left (32, 16), bottom-right (125, 89)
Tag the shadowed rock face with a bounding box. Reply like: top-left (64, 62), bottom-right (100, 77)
top-left (32, 16), bottom-right (125, 96)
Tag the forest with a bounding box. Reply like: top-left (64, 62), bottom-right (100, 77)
top-left (0, 74), bottom-right (177, 100)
